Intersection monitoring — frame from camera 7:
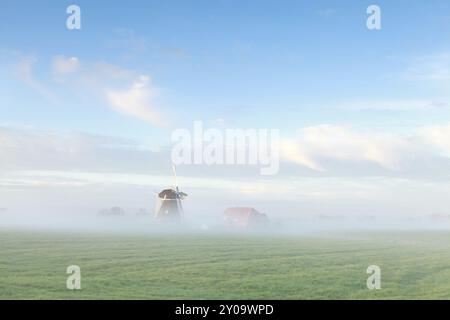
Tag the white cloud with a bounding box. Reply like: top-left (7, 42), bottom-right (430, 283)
top-left (280, 138), bottom-right (323, 171)
top-left (13, 54), bottom-right (165, 126)
top-left (72, 60), bottom-right (165, 126)
top-left (0, 125), bottom-right (165, 173)
top-left (3, 123), bottom-right (450, 186)
top-left (282, 125), bottom-right (421, 171)
top-left (105, 75), bottom-right (164, 126)
top-left (418, 124), bottom-right (450, 155)
top-left (52, 55), bottom-right (80, 76)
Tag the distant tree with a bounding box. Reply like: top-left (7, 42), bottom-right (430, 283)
top-left (98, 207), bottom-right (126, 217)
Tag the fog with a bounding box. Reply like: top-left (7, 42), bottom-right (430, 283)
top-left (1, 172), bottom-right (450, 234)
top-left (1, 206), bottom-right (448, 235)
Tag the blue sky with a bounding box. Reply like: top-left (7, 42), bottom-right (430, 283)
top-left (2, 0), bottom-right (450, 136)
top-left (1, 1), bottom-right (450, 225)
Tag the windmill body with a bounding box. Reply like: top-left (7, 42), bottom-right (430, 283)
top-left (154, 166), bottom-right (187, 222)
top-left (155, 189), bottom-right (185, 221)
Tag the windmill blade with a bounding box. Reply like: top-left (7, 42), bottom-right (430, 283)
top-left (177, 198), bottom-right (185, 219)
top-left (172, 165), bottom-right (187, 220)
top-left (172, 164), bottom-right (179, 192)
top-left (177, 191), bottom-right (188, 199)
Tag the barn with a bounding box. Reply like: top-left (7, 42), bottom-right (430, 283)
top-left (223, 207), bottom-right (269, 229)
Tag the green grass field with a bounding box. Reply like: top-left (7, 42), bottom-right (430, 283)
top-left (0, 230), bottom-right (449, 299)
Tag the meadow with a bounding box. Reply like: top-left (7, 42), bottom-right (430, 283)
top-left (0, 230), bottom-right (449, 299)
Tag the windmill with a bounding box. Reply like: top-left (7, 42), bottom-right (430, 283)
top-left (154, 165), bottom-right (187, 222)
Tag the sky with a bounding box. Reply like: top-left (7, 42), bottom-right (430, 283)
top-left (1, 0), bottom-right (450, 229)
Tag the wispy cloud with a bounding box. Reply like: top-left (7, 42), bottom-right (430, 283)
top-left (105, 75), bottom-right (164, 126)
top-left (282, 125), bottom-right (418, 171)
top-left (337, 99), bottom-right (449, 111)
top-left (0, 125), bottom-right (165, 173)
top-left (281, 124), bottom-right (450, 173)
top-left (403, 53), bottom-right (450, 81)
top-left (108, 28), bottom-right (189, 59)
top-left (52, 55), bottom-right (80, 77)
top-left (14, 55), bottom-right (55, 101)
top-left (13, 55), bottom-right (166, 126)
top-left (3, 123), bottom-right (450, 179)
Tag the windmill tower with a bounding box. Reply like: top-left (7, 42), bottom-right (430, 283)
top-left (154, 165), bottom-right (187, 222)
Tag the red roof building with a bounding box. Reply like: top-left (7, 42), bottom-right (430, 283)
top-left (223, 207), bottom-right (269, 229)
